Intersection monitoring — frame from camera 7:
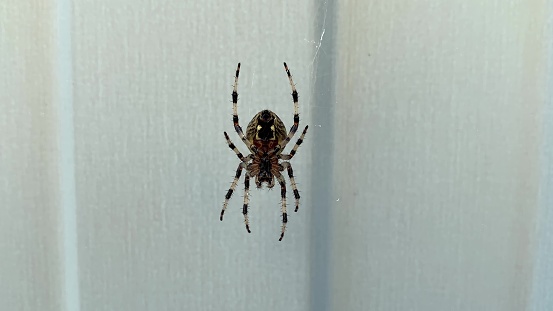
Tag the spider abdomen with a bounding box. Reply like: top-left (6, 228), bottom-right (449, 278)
top-left (253, 139), bottom-right (280, 155)
top-left (246, 110), bottom-right (287, 151)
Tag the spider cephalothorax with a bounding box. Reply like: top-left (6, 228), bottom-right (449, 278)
top-left (220, 63), bottom-right (308, 241)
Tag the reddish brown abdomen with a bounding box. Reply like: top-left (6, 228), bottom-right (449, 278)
top-left (253, 140), bottom-right (279, 154)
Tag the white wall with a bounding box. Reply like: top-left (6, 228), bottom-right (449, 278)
top-left (0, 1), bottom-right (62, 310)
top-left (71, 1), bottom-right (313, 311)
top-left (0, 0), bottom-right (551, 310)
top-left (332, 1), bottom-right (550, 310)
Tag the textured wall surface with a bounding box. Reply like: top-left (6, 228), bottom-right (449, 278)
top-left (0, 1), bottom-right (62, 311)
top-left (1, 0), bottom-right (552, 311)
top-left (332, 1), bottom-right (549, 310)
top-left (71, 1), bottom-right (314, 311)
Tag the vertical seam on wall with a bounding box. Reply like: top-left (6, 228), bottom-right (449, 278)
top-left (309, 1), bottom-right (336, 310)
top-left (56, 0), bottom-right (81, 310)
top-left (530, 10), bottom-right (553, 311)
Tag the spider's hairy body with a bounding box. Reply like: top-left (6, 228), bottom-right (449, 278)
top-left (249, 153), bottom-right (279, 188)
top-left (245, 110), bottom-right (287, 188)
top-left (221, 62), bottom-right (309, 241)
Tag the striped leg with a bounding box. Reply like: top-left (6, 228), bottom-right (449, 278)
top-left (221, 162), bottom-right (245, 221)
top-left (281, 162), bottom-right (300, 212)
top-left (224, 131), bottom-right (251, 162)
top-left (232, 63), bottom-right (256, 153)
top-left (275, 172), bottom-right (288, 241)
top-left (279, 125), bottom-right (308, 161)
top-left (281, 62), bottom-right (300, 150)
top-left (243, 174), bottom-right (251, 233)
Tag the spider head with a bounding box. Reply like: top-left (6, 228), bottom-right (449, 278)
top-left (256, 156), bottom-right (275, 188)
top-left (257, 174), bottom-right (275, 188)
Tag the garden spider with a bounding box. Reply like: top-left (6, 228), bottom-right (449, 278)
top-left (220, 62), bottom-right (308, 241)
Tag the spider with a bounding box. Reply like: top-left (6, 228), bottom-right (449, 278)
top-left (220, 62), bottom-right (309, 241)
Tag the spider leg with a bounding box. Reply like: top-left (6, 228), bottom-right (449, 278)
top-left (281, 62), bottom-right (300, 150)
top-left (232, 63), bottom-right (257, 153)
top-left (280, 162), bottom-right (300, 212)
top-left (224, 132), bottom-right (251, 162)
top-left (221, 162), bottom-right (245, 221)
top-left (243, 174), bottom-right (251, 233)
top-left (278, 125), bottom-right (308, 161)
top-left (275, 172), bottom-right (288, 241)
